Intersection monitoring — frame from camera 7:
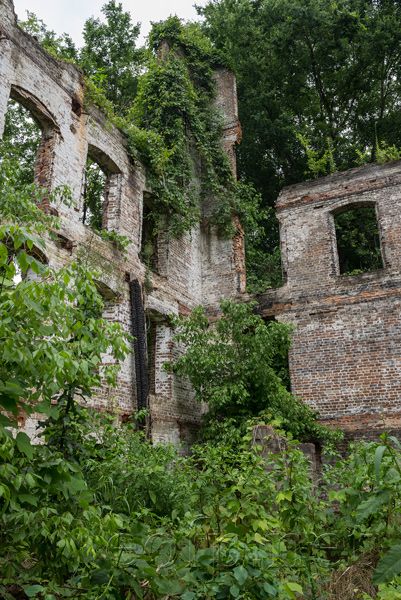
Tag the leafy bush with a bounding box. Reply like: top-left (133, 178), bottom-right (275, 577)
top-left (168, 300), bottom-right (340, 445)
top-left (3, 415), bottom-right (401, 598)
top-left (0, 153), bottom-right (129, 431)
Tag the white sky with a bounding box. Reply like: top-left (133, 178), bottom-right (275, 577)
top-left (12, 0), bottom-right (208, 46)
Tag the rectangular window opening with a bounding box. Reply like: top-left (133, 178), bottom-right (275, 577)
top-left (82, 156), bottom-right (109, 232)
top-left (334, 204), bottom-right (384, 276)
top-left (147, 318), bottom-right (157, 396)
top-left (263, 315), bottom-right (291, 392)
top-left (140, 193), bottom-right (159, 274)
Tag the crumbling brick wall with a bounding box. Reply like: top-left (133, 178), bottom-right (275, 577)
top-left (259, 161), bottom-right (401, 439)
top-left (6, 0), bottom-right (400, 445)
top-left (0, 0), bottom-right (243, 444)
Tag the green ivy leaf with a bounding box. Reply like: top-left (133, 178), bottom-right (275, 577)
top-left (16, 432), bottom-right (34, 459)
top-left (356, 491), bottom-right (389, 522)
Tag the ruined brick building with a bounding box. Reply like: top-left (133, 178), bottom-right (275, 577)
top-left (260, 165), bottom-right (401, 441)
top-left (1, 0), bottom-right (401, 443)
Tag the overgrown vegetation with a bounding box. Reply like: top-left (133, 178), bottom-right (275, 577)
top-left (200, 0), bottom-right (401, 291)
top-left (334, 206), bottom-right (383, 276)
top-left (2, 155), bottom-right (401, 597)
top-left (2, 99), bottom-right (42, 186)
top-left (3, 405), bottom-right (401, 598)
top-left (18, 7), bottom-right (264, 261)
top-left (168, 301), bottom-right (338, 445)
top-left (0, 150), bottom-right (129, 429)
top-left (3, 4), bottom-right (401, 596)
top-left (18, 0), bottom-right (398, 290)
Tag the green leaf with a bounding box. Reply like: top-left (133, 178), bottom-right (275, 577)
top-left (0, 395), bottom-right (18, 415)
top-left (375, 445), bottom-right (387, 482)
top-left (0, 380), bottom-right (25, 397)
top-left (233, 565), bottom-right (248, 586)
top-left (23, 585), bottom-right (45, 598)
top-left (155, 578), bottom-right (183, 595)
top-left (230, 585), bottom-right (240, 598)
top-left (91, 569), bottom-right (109, 585)
top-left (284, 582), bottom-right (303, 594)
top-left (16, 432), bottom-right (34, 459)
top-left (19, 493), bottom-right (39, 506)
top-left (389, 436), bottom-right (401, 451)
top-left (0, 242), bottom-right (8, 266)
top-left (65, 476), bottom-right (87, 494)
top-left (373, 544), bottom-right (401, 584)
top-left (17, 249), bottom-right (29, 273)
top-left (0, 413), bottom-right (13, 426)
top-left (263, 583), bottom-right (277, 596)
top-left (356, 491), bottom-right (389, 522)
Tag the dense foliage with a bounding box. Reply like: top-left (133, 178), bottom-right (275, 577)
top-left (2, 100), bottom-right (42, 186)
top-left (0, 151), bottom-right (129, 429)
top-left (334, 205), bottom-right (383, 275)
top-left (1, 157), bottom-right (401, 597)
top-left (3, 410), bottom-right (401, 598)
top-left (80, 1), bottom-right (143, 115)
top-left (17, 0), bottom-right (398, 289)
top-left (4, 6), bottom-right (401, 597)
top-left (169, 300), bottom-right (338, 445)
top-left (199, 0), bottom-right (401, 290)
top-left (18, 7), bottom-right (264, 247)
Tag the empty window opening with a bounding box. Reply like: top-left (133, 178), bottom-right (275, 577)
top-left (334, 205), bottom-right (383, 275)
top-left (147, 318), bottom-right (157, 396)
top-left (263, 315), bottom-right (291, 392)
top-left (1, 98), bottom-right (42, 185)
top-left (82, 147), bottom-right (121, 233)
top-left (82, 156), bottom-right (108, 231)
top-left (140, 193), bottom-right (159, 273)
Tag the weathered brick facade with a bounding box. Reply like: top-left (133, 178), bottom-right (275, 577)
top-left (2, 0), bottom-right (401, 444)
top-left (0, 0), bottom-right (244, 443)
top-left (259, 161), bottom-right (401, 439)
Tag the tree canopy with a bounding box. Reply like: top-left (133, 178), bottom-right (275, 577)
top-left (199, 0), bottom-right (401, 288)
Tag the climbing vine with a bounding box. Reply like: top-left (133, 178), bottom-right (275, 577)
top-left (85, 17), bottom-right (262, 239)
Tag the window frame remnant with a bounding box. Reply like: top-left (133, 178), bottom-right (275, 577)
top-left (2, 86), bottom-right (59, 192)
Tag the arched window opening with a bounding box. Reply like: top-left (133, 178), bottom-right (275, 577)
top-left (82, 146), bottom-right (120, 232)
top-left (94, 279), bottom-right (118, 302)
top-left (334, 204), bottom-right (383, 275)
top-left (1, 98), bottom-right (42, 185)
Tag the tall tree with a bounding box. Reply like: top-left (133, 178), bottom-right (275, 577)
top-left (199, 0), bottom-right (401, 289)
top-left (20, 11), bottom-right (78, 61)
top-left (80, 1), bottom-right (143, 114)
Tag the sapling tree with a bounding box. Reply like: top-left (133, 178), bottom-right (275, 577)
top-left (0, 152), bottom-right (130, 448)
top-left (168, 300), bottom-right (339, 443)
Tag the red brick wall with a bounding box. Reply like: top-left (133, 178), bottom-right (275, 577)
top-left (259, 161), bottom-right (401, 439)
